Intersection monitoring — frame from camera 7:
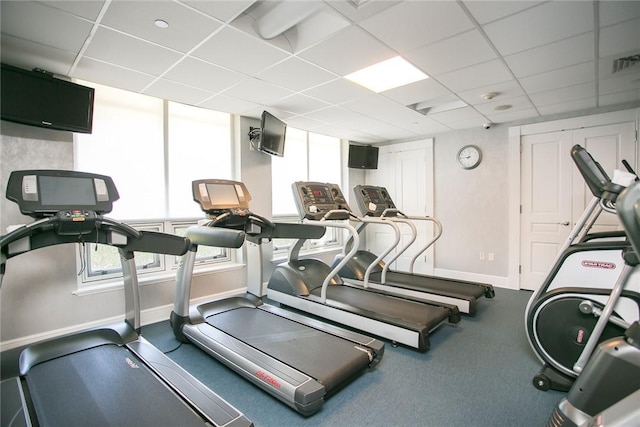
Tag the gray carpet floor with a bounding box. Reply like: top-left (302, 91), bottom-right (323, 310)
top-left (143, 288), bottom-right (565, 426)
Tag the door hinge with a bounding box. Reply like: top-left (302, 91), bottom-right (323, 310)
top-left (519, 265), bottom-right (522, 274)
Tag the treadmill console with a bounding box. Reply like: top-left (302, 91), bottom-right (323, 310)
top-left (6, 170), bottom-right (118, 218)
top-left (192, 179), bottom-right (251, 215)
top-left (292, 181), bottom-right (352, 221)
top-left (353, 185), bottom-right (397, 217)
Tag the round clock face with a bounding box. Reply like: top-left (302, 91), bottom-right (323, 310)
top-left (457, 145), bottom-right (482, 169)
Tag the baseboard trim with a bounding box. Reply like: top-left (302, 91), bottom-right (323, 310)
top-left (0, 288), bottom-right (246, 352)
top-left (433, 268), bottom-right (515, 290)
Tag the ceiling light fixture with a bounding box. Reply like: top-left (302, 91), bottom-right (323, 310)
top-left (494, 104), bottom-right (512, 111)
top-left (154, 19), bottom-right (169, 29)
top-left (345, 56), bottom-right (428, 93)
top-left (481, 92), bottom-right (498, 100)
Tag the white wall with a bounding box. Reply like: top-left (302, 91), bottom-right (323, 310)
top-left (432, 125), bottom-right (509, 284)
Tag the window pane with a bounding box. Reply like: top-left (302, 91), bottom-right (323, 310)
top-left (168, 102), bottom-right (231, 218)
top-left (85, 223), bottom-right (163, 279)
top-left (173, 223), bottom-right (228, 263)
top-left (272, 128), bottom-right (308, 216)
top-left (75, 82), bottom-right (165, 220)
top-left (308, 133), bottom-right (341, 184)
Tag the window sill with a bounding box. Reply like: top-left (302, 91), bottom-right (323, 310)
top-left (271, 246), bottom-right (342, 264)
top-left (74, 262), bottom-right (245, 296)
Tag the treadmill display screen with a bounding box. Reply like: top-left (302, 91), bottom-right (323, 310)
top-left (39, 176), bottom-right (97, 206)
top-left (206, 183), bottom-right (240, 206)
top-left (310, 186), bottom-right (332, 204)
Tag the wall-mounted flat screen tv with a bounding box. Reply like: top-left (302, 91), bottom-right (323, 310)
top-left (348, 144), bottom-right (379, 169)
top-left (258, 110), bottom-right (286, 157)
top-left (1, 63), bottom-right (95, 133)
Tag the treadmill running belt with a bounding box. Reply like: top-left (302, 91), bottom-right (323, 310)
top-left (320, 286), bottom-right (448, 329)
top-left (209, 308), bottom-right (371, 391)
top-left (26, 344), bottom-right (206, 427)
top-left (371, 271), bottom-right (487, 300)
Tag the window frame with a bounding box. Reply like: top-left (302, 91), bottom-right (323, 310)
top-left (271, 129), bottom-right (345, 258)
top-left (73, 82), bottom-right (234, 292)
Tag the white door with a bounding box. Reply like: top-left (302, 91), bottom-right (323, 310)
top-left (520, 131), bottom-right (573, 291)
top-left (365, 140), bottom-right (434, 274)
top-left (520, 122), bottom-right (637, 291)
top-left (572, 122), bottom-right (637, 232)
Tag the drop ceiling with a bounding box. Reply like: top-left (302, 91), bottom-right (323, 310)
top-left (1, 0), bottom-right (639, 143)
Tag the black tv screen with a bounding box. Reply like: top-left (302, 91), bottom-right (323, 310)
top-left (1, 63), bottom-right (94, 133)
top-left (258, 110), bottom-right (286, 157)
top-left (348, 144), bottom-right (379, 169)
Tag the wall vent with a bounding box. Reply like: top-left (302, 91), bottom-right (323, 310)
top-left (612, 54), bottom-right (640, 73)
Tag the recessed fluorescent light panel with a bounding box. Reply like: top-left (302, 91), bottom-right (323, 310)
top-left (345, 56), bottom-right (428, 93)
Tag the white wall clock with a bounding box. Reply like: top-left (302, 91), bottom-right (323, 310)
top-left (456, 145), bottom-right (482, 170)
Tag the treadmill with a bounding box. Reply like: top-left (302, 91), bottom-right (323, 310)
top-left (0, 170), bottom-right (251, 427)
top-left (266, 182), bottom-right (461, 352)
top-left (335, 185), bottom-right (495, 315)
top-left (170, 179), bottom-right (384, 416)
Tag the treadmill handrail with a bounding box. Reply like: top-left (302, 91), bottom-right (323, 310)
top-left (401, 215), bottom-right (443, 274)
top-left (359, 216), bottom-right (401, 287)
top-left (303, 216), bottom-right (360, 303)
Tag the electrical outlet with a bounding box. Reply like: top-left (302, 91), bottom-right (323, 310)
top-left (479, 252), bottom-right (485, 261)
top-left (488, 253), bottom-right (494, 261)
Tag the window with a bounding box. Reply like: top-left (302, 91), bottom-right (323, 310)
top-left (271, 128), bottom-right (343, 255)
top-left (74, 82), bottom-right (233, 291)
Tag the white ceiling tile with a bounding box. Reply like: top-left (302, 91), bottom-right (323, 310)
top-left (504, 32), bottom-right (594, 78)
top-left (40, 0), bottom-right (106, 21)
top-left (74, 58), bottom-right (156, 93)
top-left (100, 1), bottom-right (223, 53)
top-left (284, 115), bottom-right (329, 131)
top-left (382, 78), bottom-right (452, 106)
top-left (256, 57), bottom-right (338, 92)
top-left (406, 30), bottom-right (497, 76)
top-left (143, 78), bottom-right (214, 106)
top-left (483, 1), bottom-right (593, 56)
top-left (360, 1), bottom-right (474, 52)
top-left (192, 26), bottom-right (289, 75)
top-left (599, 71), bottom-right (640, 96)
top-left (435, 60), bottom-right (514, 93)
top-left (473, 95), bottom-right (534, 115)
top-left (163, 57), bottom-right (245, 94)
top-left (529, 82), bottom-right (596, 107)
top-left (599, 1), bottom-right (640, 27)
top-left (84, 27), bottom-right (183, 75)
top-left (270, 93), bottom-right (330, 115)
top-left (298, 26), bottom-right (395, 76)
top-left (462, 1), bottom-right (545, 25)
top-left (198, 94), bottom-right (261, 115)
top-left (599, 90), bottom-right (640, 107)
top-left (302, 78), bottom-right (373, 106)
top-left (537, 97), bottom-right (596, 115)
top-left (519, 62), bottom-right (595, 94)
top-left (183, 0), bottom-right (256, 23)
top-left (1, 1), bottom-right (94, 52)
top-left (222, 78), bottom-right (293, 105)
top-left (486, 108), bottom-right (540, 124)
top-left (427, 106), bottom-right (484, 124)
top-left (301, 106), bottom-right (354, 125)
top-left (457, 80), bottom-right (525, 107)
top-left (1, 35), bottom-right (77, 76)
top-left (599, 18), bottom-right (640, 58)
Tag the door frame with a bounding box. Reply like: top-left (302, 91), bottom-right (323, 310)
top-left (508, 109), bottom-right (639, 290)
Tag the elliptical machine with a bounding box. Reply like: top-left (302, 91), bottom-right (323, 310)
top-left (546, 181), bottom-right (640, 427)
top-left (525, 145), bottom-right (640, 391)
